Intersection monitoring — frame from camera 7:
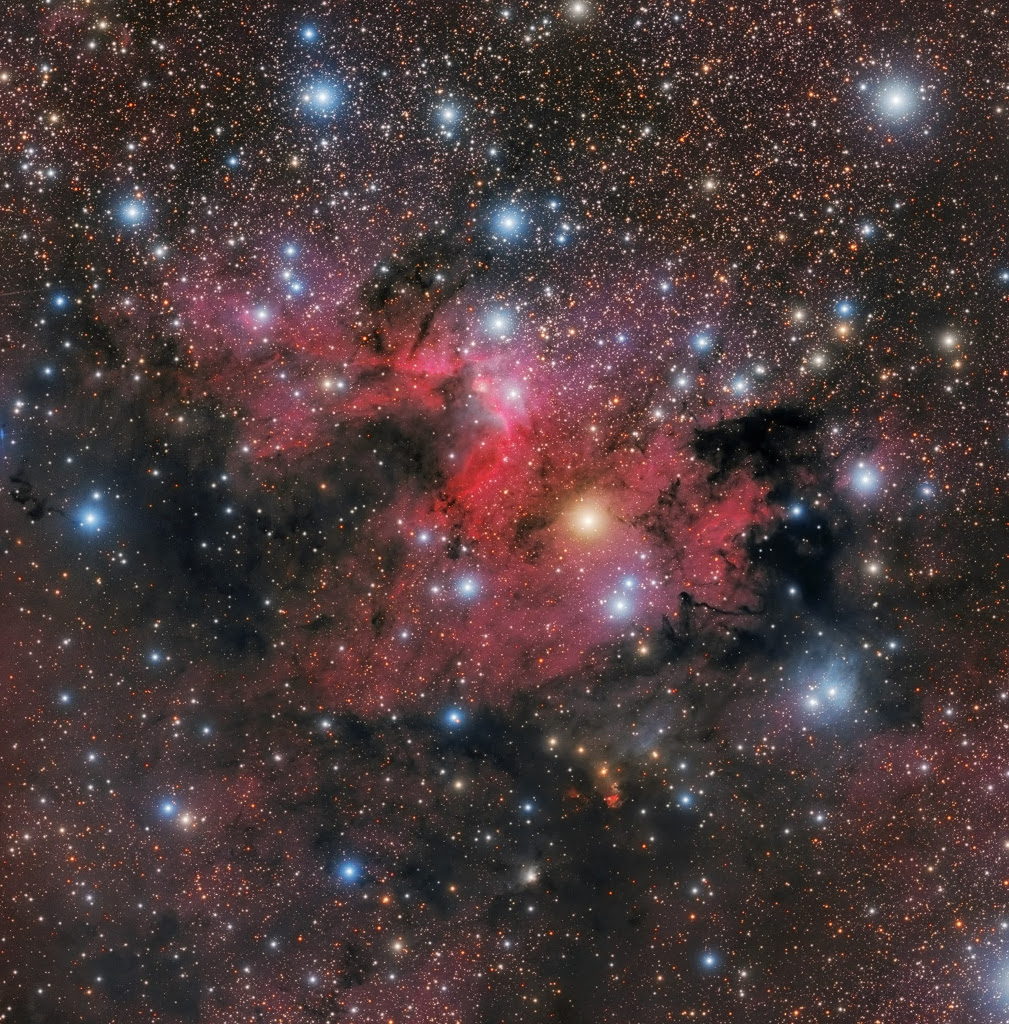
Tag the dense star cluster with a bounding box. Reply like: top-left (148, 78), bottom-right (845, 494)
top-left (4, 0), bottom-right (1009, 1021)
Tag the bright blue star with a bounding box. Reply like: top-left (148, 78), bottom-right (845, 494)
top-left (491, 208), bottom-right (525, 240)
top-left (337, 861), bottom-right (361, 882)
top-left (486, 309), bottom-right (513, 338)
top-left (443, 708), bottom-right (466, 728)
top-left (301, 82), bottom-right (341, 114)
top-left (76, 501), bottom-right (104, 531)
top-left (852, 462), bottom-right (879, 493)
top-left (119, 200), bottom-right (146, 226)
top-left (879, 86), bottom-right (913, 116)
top-left (800, 662), bottom-right (857, 723)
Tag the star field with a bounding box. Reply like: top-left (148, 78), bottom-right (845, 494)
top-left (2, 1), bottom-right (1009, 1022)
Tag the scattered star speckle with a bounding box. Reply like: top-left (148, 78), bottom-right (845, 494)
top-left (0, 3), bottom-right (1005, 1023)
